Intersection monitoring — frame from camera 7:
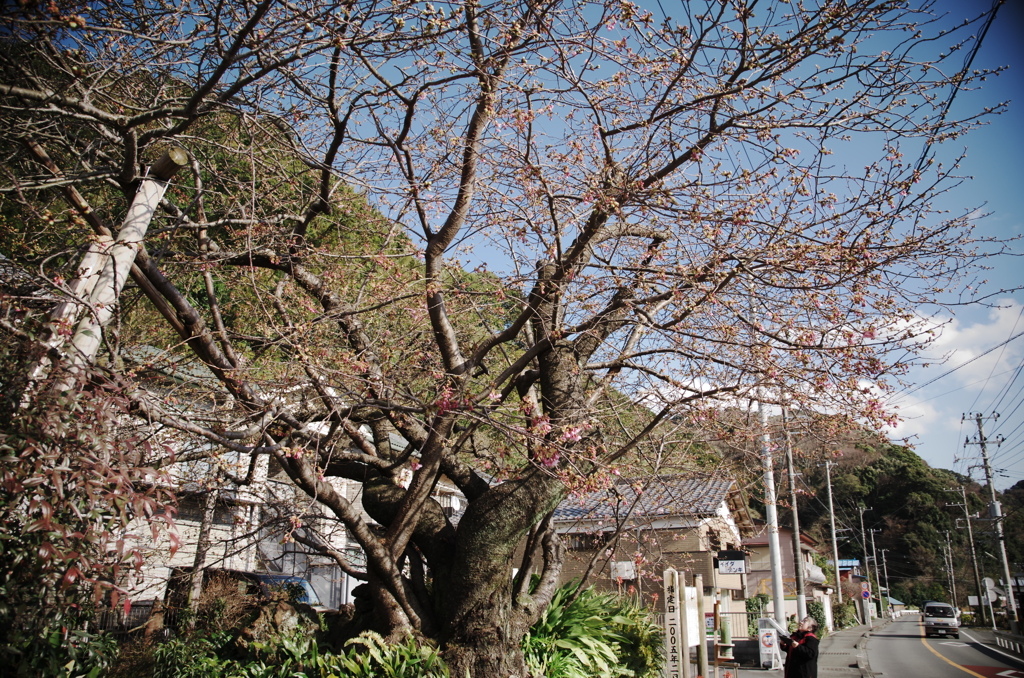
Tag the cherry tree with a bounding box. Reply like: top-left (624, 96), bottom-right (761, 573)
top-left (0, 0), bottom-right (1009, 674)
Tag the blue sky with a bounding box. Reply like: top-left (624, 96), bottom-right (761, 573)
top-left (880, 0), bottom-right (1024, 490)
top-left (447, 0), bottom-right (1024, 488)
top-left (618, 0), bottom-right (1024, 488)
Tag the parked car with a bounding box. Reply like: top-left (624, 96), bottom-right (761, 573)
top-left (922, 601), bottom-right (960, 638)
top-left (166, 567), bottom-right (325, 610)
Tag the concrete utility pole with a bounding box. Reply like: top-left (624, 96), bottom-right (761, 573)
top-left (879, 549), bottom-right (892, 618)
top-left (821, 461), bottom-right (843, 627)
top-left (944, 531), bottom-right (958, 608)
top-left (868, 530), bottom-right (880, 580)
top-left (869, 528), bottom-right (881, 614)
top-left (760, 400), bottom-right (787, 627)
top-left (783, 409), bottom-right (807, 621)
top-left (964, 412), bottom-right (1019, 633)
top-left (858, 506), bottom-right (874, 627)
top-left (946, 486), bottom-right (988, 625)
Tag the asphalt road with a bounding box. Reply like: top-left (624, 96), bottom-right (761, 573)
top-left (868, 613), bottom-right (1024, 678)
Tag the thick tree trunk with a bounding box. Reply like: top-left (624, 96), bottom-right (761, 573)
top-left (443, 590), bottom-right (531, 678)
top-left (438, 471), bottom-right (564, 678)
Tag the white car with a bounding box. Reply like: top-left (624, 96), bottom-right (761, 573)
top-left (922, 602), bottom-right (960, 638)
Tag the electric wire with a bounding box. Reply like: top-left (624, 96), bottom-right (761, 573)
top-left (984, 354), bottom-right (1024, 418)
top-left (967, 303), bottom-right (1024, 414)
top-left (885, 328), bottom-right (1024, 403)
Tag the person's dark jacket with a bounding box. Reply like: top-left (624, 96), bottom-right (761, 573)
top-left (780, 629), bottom-right (819, 678)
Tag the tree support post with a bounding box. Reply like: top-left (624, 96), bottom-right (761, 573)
top-left (68, 148), bottom-right (187, 367)
top-left (696, 573), bottom-right (709, 678)
top-left (22, 235), bottom-right (112, 393)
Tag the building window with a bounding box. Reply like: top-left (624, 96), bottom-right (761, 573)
top-left (709, 532), bottom-right (721, 551)
top-left (566, 533), bottom-right (605, 551)
top-left (176, 495), bottom-right (235, 525)
top-left (436, 493), bottom-right (462, 518)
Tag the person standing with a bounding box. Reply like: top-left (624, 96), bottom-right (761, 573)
top-left (780, 616), bottom-right (820, 678)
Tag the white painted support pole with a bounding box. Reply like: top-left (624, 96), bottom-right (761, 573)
top-left (695, 573), bottom-right (709, 678)
top-left (49, 236), bottom-right (114, 336)
top-left (69, 148), bottom-right (187, 367)
top-left (24, 235), bottom-right (113, 389)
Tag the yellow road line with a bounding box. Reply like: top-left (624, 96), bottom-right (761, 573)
top-left (918, 620), bottom-right (986, 678)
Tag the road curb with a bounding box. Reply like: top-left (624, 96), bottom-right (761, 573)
top-left (857, 618), bottom-right (897, 678)
top-left (856, 633), bottom-right (871, 678)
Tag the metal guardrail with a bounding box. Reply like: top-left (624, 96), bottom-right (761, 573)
top-left (92, 600), bottom-right (181, 636)
top-left (993, 630), bottom-right (1024, 658)
top-left (93, 600), bottom-right (154, 634)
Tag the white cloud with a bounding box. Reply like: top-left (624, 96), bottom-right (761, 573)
top-left (884, 298), bottom-right (1024, 480)
top-left (920, 299), bottom-right (1024, 389)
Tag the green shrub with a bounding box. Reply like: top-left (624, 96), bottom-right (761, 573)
top-left (316, 632), bottom-right (449, 678)
top-left (0, 622), bottom-right (118, 678)
top-left (834, 601), bottom-right (859, 629)
top-left (116, 624), bottom-right (449, 678)
top-left (523, 581), bottom-right (663, 678)
top-left (115, 584), bottom-right (663, 678)
top-left (523, 584), bottom-right (624, 678)
top-left (745, 594), bottom-right (770, 638)
top-left (806, 601), bottom-right (828, 638)
top-left (609, 596), bottom-right (665, 678)
top-left (152, 632), bottom-right (232, 678)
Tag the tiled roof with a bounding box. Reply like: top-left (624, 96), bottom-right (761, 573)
top-left (552, 474), bottom-right (735, 522)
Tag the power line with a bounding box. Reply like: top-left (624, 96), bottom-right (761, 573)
top-left (985, 353), bottom-right (1024, 417)
top-left (969, 304), bottom-right (1024, 413)
top-left (886, 328), bottom-right (1024, 403)
top-left (902, 366), bottom-right (1022, 409)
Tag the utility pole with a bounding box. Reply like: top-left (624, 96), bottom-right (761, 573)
top-left (964, 412), bottom-right (1019, 633)
top-left (869, 528), bottom-right (881, 617)
top-left (879, 549), bottom-right (892, 618)
top-left (821, 460), bottom-right (843, 629)
top-left (944, 531), bottom-right (958, 608)
top-left (858, 507), bottom-right (874, 627)
top-left (783, 409), bottom-right (807, 620)
top-left (946, 486), bottom-right (987, 625)
top-left (761, 400), bottom-right (787, 627)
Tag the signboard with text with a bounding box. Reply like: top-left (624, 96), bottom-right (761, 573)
top-left (716, 550), bottom-right (749, 574)
top-left (757, 617), bottom-right (786, 670)
top-left (664, 569), bottom-right (683, 678)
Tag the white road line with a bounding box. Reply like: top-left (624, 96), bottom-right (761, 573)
top-left (960, 629), bottom-right (1024, 666)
